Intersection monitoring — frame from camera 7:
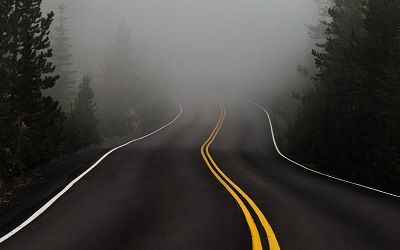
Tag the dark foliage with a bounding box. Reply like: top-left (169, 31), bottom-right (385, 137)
top-left (287, 0), bottom-right (400, 193)
top-left (45, 3), bottom-right (76, 109)
top-left (73, 76), bottom-right (101, 149)
top-left (0, 0), bottom-right (63, 178)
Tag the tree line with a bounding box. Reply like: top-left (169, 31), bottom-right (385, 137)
top-left (287, 0), bottom-right (400, 193)
top-left (0, 1), bottom-right (164, 180)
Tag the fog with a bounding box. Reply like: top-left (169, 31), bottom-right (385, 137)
top-left (42, 0), bottom-right (317, 98)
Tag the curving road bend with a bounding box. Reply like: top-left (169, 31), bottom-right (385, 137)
top-left (1, 94), bottom-right (399, 249)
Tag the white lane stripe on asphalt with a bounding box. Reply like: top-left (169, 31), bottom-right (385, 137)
top-left (0, 99), bottom-right (183, 243)
top-left (248, 99), bottom-right (400, 199)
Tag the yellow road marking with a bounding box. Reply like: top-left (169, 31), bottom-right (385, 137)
top-left (201, 104), bottom-right (280, 250)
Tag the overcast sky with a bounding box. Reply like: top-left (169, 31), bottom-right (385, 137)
top-left (42, 0), bottom-right (318, 94)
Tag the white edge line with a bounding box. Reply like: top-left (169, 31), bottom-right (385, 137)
top-left (246, 99), bottom-right (400, 199)
top-left (0, 98), bottom-right (183, 243)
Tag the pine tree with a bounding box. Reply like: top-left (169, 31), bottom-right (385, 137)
top-left (46, 3), bottom-right (76, 109)
top-left (383, 32), bottom-right (400, 187)
top-left (289, 0), bottom-right (366, 172)
top-left (349, 0), bottom-right (400, 188)
top-left (98, 21), bottom-right (137, 136)
top-left (288, 0), bottom-right (400, 192)
top-left (0, 0), bottom-right (63, 177)
top-left (61, 108), bottom-right (80, 152)
top-left (0, 2), bottom-right (16, 177)
top-left (74, 76), bottom-right (100, 148)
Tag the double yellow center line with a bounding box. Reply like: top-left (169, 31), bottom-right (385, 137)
top-left (200, 104), bottom-right (280, 250)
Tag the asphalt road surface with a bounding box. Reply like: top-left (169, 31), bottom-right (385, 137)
top-left (1, 95), bottom-right (399, 249)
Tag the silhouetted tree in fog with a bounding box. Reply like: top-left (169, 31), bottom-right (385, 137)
top-left (46, 3), bottom-right (76, 109)
top-left (0, 0), bottom-right (63, 178)
top-left (74, 76), bottom-right (100, 147)
top-left (350, 0), bottom-right (400, 189)
top-left (287, 0), bottom-right (400, 193)
top-left (98, 21), bottom-right (138, 136)
top-left (0, 1), bottom-right (15, 178)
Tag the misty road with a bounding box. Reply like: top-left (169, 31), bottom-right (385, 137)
top-left (1, 95), bottom-right (400, 249)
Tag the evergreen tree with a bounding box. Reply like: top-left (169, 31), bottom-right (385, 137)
top-left (74, 76), bottom-right (100, 148)
top-left (0, 0), bottom-right (63, 177)
top-left (288, 0), bottom-right (400, 192)
top-left (349, 0), bottom-right (400, 188)
top-left (307, 0), bottom-right (334, 41)
top-left (289, 0), bottom-right (366, 172)
top-left (98, 21), bottom-right (137, 136)
top-left (59, 103), bottom-right (78, 152)
top-left (46, 3), bottom-right (76, 109)
top-left (0, 1), bottom-right (15, 177)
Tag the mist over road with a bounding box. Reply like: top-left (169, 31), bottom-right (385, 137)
top-left (2, 94), bottom-right (399, 249)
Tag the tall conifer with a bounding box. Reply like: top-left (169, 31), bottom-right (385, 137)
top-left (98, 21), bottom-right (136, 136)
top-left (46, 3), bottom-right (75, 109)
top-left (288, 0), bottom-right (400, 192)
top-left (74, 76), bottom-right (100, 147)
top-left (0, 0), bottom-right (62, 176)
